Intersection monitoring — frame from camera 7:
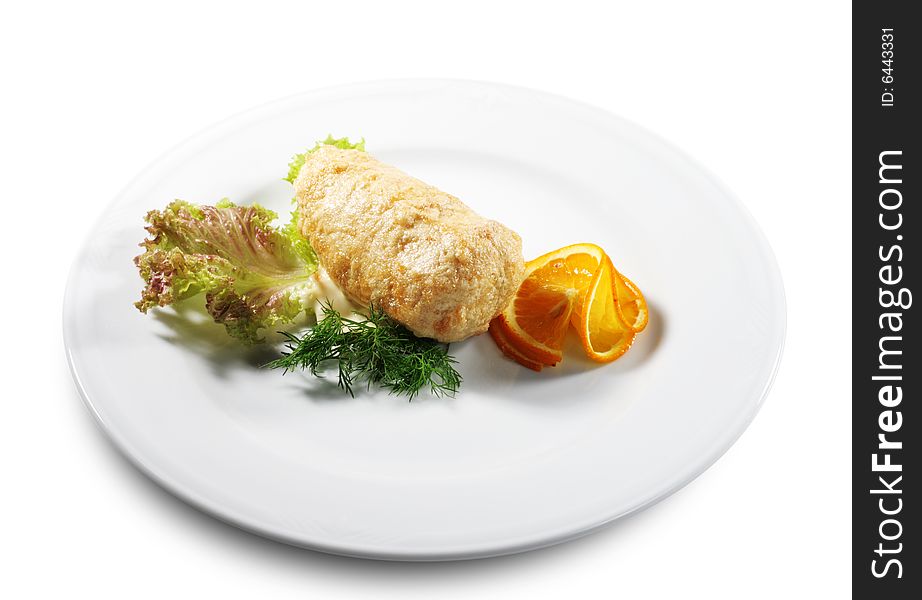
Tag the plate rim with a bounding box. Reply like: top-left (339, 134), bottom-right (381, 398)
top-left (62, 78), bottom-right (787, 561)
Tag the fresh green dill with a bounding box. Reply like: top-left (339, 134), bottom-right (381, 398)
top-left (267, 304), bottom-right (462, 400)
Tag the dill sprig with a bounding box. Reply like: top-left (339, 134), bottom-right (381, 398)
top-left (267, 304), bottom-right (462, 399)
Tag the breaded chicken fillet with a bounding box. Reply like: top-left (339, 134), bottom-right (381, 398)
top-left (294, 146), bottom-right (524, 342)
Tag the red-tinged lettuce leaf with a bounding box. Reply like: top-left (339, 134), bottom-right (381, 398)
top-left (134, 200), bottom-right (319, 343)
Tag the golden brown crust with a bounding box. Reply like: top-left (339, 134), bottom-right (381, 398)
top-left (295, 146), bottom-right (524, 342)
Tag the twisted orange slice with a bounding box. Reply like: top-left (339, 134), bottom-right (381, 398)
top-left (491, 243), bottom-right (647, 369)
top-left (577, 254), bottom-right (636, 362)
top-left (614, 271), bottom-right (649, 332)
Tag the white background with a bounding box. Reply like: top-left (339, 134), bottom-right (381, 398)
top-left (0, 1), bottom-right (850, 598)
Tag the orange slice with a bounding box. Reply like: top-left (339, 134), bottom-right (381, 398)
top-left (613, 270), bottom-right (649, 332)
top-left (496, 243), bottom-right (605, 365)
top-left (490, 242), bottom-right (647, 369)
top-left (488, 320), bottom-right (545, 371)
top-left (577, 254), bottom-right (637, 362)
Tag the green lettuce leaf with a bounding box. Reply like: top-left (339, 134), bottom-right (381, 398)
top-left (284, 135), bottom-right (365, 183)
top-left (134, 200), bottom-right (319, 343)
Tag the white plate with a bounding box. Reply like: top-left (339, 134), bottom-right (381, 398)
top-left (64, 80), bottom-right (785, 560)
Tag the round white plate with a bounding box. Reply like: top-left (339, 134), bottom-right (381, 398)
top-left (64, 80), bottom-right (785, 561)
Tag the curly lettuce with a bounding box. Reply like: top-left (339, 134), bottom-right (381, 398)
top-left (284, 135), bottom-right (365, 183)
top-left (134, 200), bottom-right (319, 343)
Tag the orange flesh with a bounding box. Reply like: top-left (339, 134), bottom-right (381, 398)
top-left (511, 252), bottom-right (598, 354)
